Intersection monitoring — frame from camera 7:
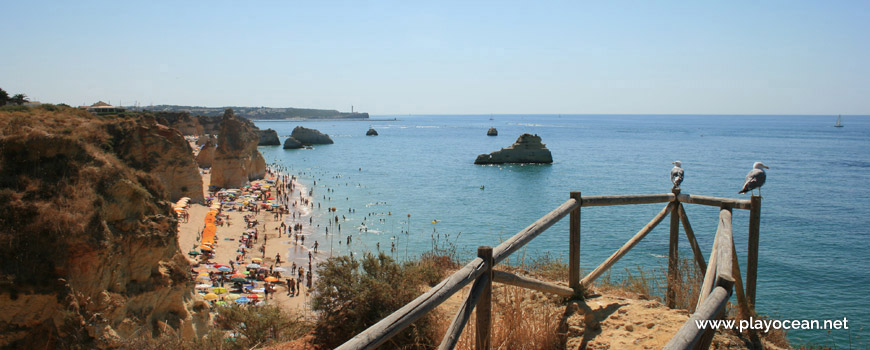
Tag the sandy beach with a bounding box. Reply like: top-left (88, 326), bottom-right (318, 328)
top-left (177, 167), bottom-right (329, 316)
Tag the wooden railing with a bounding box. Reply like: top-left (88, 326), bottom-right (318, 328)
top-left (336, 191), bottom-right (761, 350)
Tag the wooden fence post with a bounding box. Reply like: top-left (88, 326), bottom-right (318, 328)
top-left (476, 246), bottom-right (493, 350)
top-left (569, 191), bottom-right (582, 292)
top-left (668, 190), bottom-right (680, 308)
top-left (746, 196), bottom-right (761, 307)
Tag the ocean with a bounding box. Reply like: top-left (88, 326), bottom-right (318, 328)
top-left (255, 114), bottom-right (869, 345)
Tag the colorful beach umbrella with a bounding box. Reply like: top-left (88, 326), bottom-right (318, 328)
top-left (247, 294), bottom-right (259, 300)
top-left (225, 293), bottom-right (241, 300)
top-left (251, 258), bottom-right (263, 263)
top-left (218, 266), bottom-right (231, 272)
top-left (195, 284), bottom-right (211, 289)
top-left (264, 277), bottom-right (279, 282)
top-left (235, 297), bottom-right (251, 304)
top-left (204, 293), bottom-right (219, 300)
top-left (212, 287), bottom-right (228, 294)
top-left (231, 277), bottom-right (247, 283)
top-left (273, 267), bottom-right (286, 272)
top-left (246, 263), bottom-right (260, 269)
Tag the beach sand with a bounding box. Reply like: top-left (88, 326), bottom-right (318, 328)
top-left (177, 169), bottom-right (329, 317)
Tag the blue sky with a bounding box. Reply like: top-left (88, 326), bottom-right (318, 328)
top-left (2, 1), bottom-right (868, 115)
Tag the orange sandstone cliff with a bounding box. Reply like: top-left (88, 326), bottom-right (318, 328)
top-left (209, 109), bottom-right (266, 189)
top-left (0, 107), bottom-right (208, 348)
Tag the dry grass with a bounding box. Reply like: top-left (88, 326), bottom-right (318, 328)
top-left (441, 284), bottom-right (564, 350)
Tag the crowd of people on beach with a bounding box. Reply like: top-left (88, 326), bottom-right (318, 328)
top-left (183, 165), bottom-right (325, 310)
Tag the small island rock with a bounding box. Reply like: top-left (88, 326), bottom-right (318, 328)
top-left (366, 128), bottom-right (379, 136)
top-left (474, 133), bottom-right (553, 164)
top-left (290, 126), bottom-right (334, 145)
top-left (257, 128), bottom-right (281, 145)
top-left (487, 127), bottom-right (498, 136)
top-left (283, 137), bottom-right (303, 149)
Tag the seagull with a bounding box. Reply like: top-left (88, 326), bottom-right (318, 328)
top-left (739, 162), bottom-right (769, 197)
top-left (670, 161), bottom-right (684, 190)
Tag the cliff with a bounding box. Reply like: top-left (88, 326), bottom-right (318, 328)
top-left (195, 135), bottom-right (217, 168)
top-left (475, 133), bottom-right (553, 164)
top-left (257, 129), bottom-right (281, 146)
top-left (209, 109), bottom-right (266, 188)
top-left (0, 106), bottom-right (207, 348)
top-left (145, 105), bottom-right (369, 120)
top-left (108, 118), bottom-right (204, 203)
top-left (154, 112), bottom-right (221, 136)
top-left (290, 126), bottom-right (334, 145)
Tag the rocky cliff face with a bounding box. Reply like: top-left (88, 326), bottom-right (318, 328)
top-left (257, 129), bottom-right (281, 146)
top-left (209, 109), bottom-right (266, 188)
top-left (290, 126), bottom-right (334, 145)
top-left (154, 112), bottom-right (221, 136)
top-left (474, 133), bottom-right (553, 164)
top-left (109, 118), bottom-right (204, 203)
top-left (195, 135), bottom-right (217, 168)
top-left (0, 107), bottom-right (207, 348)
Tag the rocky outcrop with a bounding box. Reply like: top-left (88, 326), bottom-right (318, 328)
top-left (366, 128), bottom-right (378, 136)
top-left (196, 135), bottom-right (217, 168)
top-left (0, 107), bottom-right (207, 348)
top-left (210, 109), bottom-right (267, 188)
top-left (257, 129), bottom-right (281, 146)
top-left (108, 118), bottom-right (205, 203)
top-left (487, 127), bottom-right (498, 136)
top-left (474, 133), bottom-right (553, 164)
top-left (154, 112), bottom-right (221, 136)
top-left (283, 137), bottom-right (303, 149)
top-left (290, 126), bottom-right (334, 145)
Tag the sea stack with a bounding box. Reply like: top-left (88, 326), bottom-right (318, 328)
top-left (366, 128), bottom-right (379, 136)
top-left (487, 127), bottom-right (498, 136)
top-left (282, 136), bottom-right (303, 149)
top-left (209, 109), bottom-right (267, 188)
top-left (290, 126), bottom-right (334, 145)
top-left (474, 133), bottom-right (553, 164)
top-left (256, 128), bottom-right (281, 146)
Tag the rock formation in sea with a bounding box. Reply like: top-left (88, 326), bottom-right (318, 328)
top-left (209, 109), bottom-right (267, 188)
top-left (290, 126), bottom-right (334, 145)
top-left (487, 127), bottom-right (498, 136)
top-left (283, 136), bottom-right (303, 149)
top-left (257, 128), bottom-right (281, 145)
top-left (195, 134), bottom-right (217, 168)
top-left (366, 128), bottom-right (379, 136)
top-left (474, 133), bottom-right (553, 164)
top-left (0, 107), bottom-right (208, 348)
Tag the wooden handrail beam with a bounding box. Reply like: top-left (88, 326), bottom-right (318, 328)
top-left (492, 270), bottom-right (574, 297)
top-left (663, 286), bottom-right (731, 350)
top-left (715, 207), bottom-right (735, 289)
top-left (580, 193), bottom-right (674, 207)
top-left (677, 193), bottom-right (751, 210)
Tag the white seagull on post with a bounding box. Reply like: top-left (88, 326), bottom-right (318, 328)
top-left (739, 162), bottom-right (769, 197)
top-left (670, 161), bottom-right (684, 190)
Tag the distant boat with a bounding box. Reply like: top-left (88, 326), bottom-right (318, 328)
top-left (834, 115), bottom-right (844, 128)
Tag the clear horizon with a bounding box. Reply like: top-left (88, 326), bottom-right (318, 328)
top-left (2, 1), bottom-right (868, 115)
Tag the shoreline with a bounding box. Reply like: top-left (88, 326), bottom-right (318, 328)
top-left (177, 165), bottom-right (331, 316)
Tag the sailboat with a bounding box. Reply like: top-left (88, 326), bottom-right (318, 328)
top-left (835, 115), bottom-right (844, 128)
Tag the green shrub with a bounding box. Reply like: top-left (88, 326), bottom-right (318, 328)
top-left (311, 252), bottom-right (444, 349)
top-left (214, 304), bottom-right (311, 349)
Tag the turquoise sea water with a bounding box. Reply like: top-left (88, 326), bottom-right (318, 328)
top-left (255, 115), bottom-right (869, 345)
